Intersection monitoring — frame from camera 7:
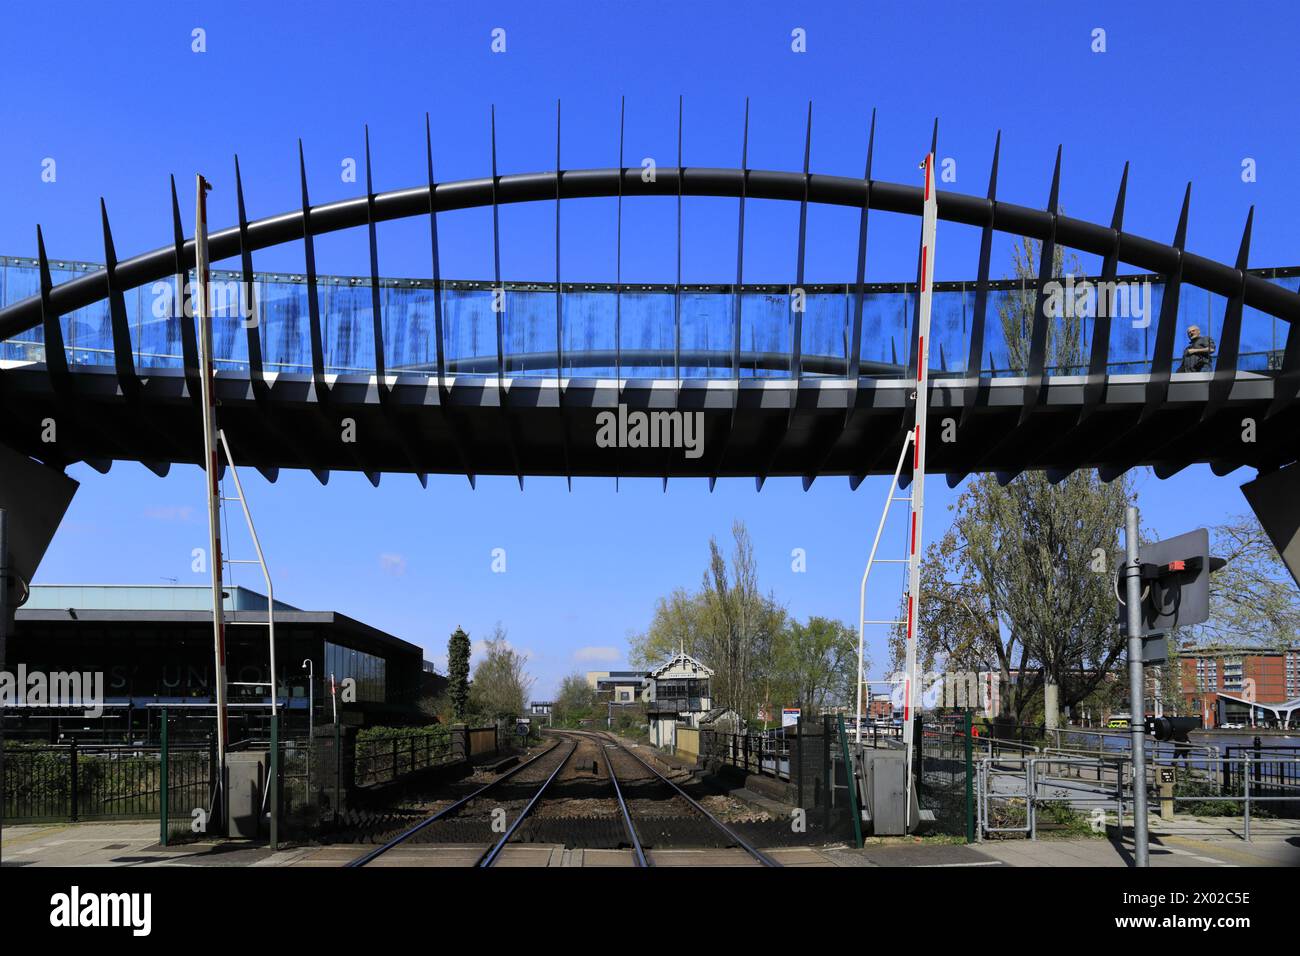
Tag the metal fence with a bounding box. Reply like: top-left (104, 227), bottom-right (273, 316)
top-left (353, 728), bottom-right (458, 787)
top-left (975, 750), bottom-right (1300, 841)
top-left (1222, 743), bottom-right (1300, 814)
top-left (916, 712), bottom-right (976, 838)
top-left (700, 728), bottom-right (791, 781)
top-left (4, 740), bottom-right (214, 823)
top-left (977, 753), bottom-right (1127, 839)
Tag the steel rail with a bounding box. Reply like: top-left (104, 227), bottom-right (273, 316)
top-left (592, 733), bottom-right (648, 867)
top-left (598, 731), bottom-right (781, 867)
top-left (345, 735), bottom-right (566, 868)
top-left (477, 736), bottom-right (579, 867)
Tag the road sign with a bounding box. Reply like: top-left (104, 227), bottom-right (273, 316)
top-left (1140, 633), bottom-right (1169, 666)
top-left (781, 708), bottom-right (801, 728)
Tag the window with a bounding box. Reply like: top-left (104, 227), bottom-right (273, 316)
top-left (324, 641), bottom-right (387, 703)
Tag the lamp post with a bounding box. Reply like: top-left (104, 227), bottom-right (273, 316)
top-left (302, 658), bottom-right (314, 797)
top-left (302, 659), bottom-right (315, 744)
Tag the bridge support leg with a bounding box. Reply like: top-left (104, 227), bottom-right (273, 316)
top-left (0, 441), bottom-right (78, 841)
top-left (1241, 464), bottom-right (1300, 588)
top-left (0, 442), bottom-right (79, 604)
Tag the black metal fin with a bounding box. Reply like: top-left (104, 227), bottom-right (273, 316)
top-left (364, 126), bottom-right (386, 389)
top-left (99, 199), bottom-right (139, 397)
top-left (960, 130), bottom-right (1000, 425)
top-left (35, 225), bottom-right (70, 388)
top-left (1082, 162), bottom-right (1129, 417)
top-left (1021, 145), bottom-right (1063, 424)
top-left (847, 108), bottom-right (876, 383)
top-left (1140, 182), bottom-right (1191, 422)
top-left (234, 156), bottom-right (266, 394)
top-left (170, 175), bottom-right (201, 401)
top-left (791, 100), bottom-right (812, 379)
top-left (1211, 206), bottom-right (1252, 420)
top-left (298, 140), bottom-right (328, 401)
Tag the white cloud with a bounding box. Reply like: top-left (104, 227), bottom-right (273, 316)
top-left (379, 552), bottom-right (407, 576)
top-left (573, 646), bottom-right (620, 663)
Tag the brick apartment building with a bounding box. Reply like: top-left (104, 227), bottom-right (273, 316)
top-left (1178, 642), bottom-right (1300, 728)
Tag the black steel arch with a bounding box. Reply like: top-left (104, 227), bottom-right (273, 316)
top-left (4, 164), bottom-right (1300, 338)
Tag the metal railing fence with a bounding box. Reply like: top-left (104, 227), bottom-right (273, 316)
top-left (3, 740), bottom-right (214, 823)
top-left (700, 728), bottom-right (791, 781)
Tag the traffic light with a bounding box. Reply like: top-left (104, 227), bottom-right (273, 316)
top-left (1143, 715), bottom-right (1202, 742)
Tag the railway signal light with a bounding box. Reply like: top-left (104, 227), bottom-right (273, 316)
top-left (1114, 528), bottom-right (1226, 637)
top-left (1143, 715), bottom-right (1202, 742)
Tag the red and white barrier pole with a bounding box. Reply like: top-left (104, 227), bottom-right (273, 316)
top-left (902, 154), bottom-right (938, 828)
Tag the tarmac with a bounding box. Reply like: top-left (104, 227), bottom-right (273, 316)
top-left (4, 819), bottom-right (1297, 867)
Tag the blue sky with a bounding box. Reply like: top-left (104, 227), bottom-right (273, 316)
top-left (4, 1), bottom-right (1298, 696)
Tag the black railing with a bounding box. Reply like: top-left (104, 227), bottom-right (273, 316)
top-left (1223, 742), bottom-right (1300, 798)
top-left (701, 729), bottom-right (791, 781)
top-left (353, 728), bottom-right (458, 787)
top-left (3, 740), bottom-right (214, 823)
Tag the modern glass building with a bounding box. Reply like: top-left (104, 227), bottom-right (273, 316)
top-left (5, 584), bottom-right (431, 743)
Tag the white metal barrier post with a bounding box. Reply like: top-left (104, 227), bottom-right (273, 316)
top-left (195, 173), bottom-right (230, 836)
top-left (902, 153), bottom-right (938, 828)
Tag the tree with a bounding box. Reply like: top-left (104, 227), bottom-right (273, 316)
top-left (1183, 512), bottom-right (1300, 649)
top-left (770, 616), bottom-right (860, 718)
top-left (628, 587), bottom-right (712, 666)
top-left (553, 672), bottom-right (600, 726)
top-left (447, 626), bottom-right (471, 722)
top-left (469, 624), bottom-right (534, 720)
top-left (627, 521), bottom-right (785, 721)
top-left (894, 472), bottom-right (1129, 727)
top-left (700, 522), bottom-right (786, 721)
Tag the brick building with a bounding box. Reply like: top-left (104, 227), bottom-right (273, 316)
top-left (1178, 642), bottom-right (1300, 728)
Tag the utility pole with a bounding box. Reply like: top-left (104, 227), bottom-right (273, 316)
top-left (195, 173), bottom-right (229, 836)
top-left (1123, 505), bottom-right (1149, 866)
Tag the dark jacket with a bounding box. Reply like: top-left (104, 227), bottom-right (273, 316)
top-left (1179, 335), bottom-right (1215, 372)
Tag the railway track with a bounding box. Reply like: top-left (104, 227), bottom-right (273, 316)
top-left (565, 730), bottom-right (779, 867)
top-left (347, 734), bottom-right (579, 867)
top-left (346, 729), bottom-right (779, 867)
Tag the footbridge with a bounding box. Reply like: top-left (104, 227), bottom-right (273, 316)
top-left (2, 116), bottom-right (1299, 492)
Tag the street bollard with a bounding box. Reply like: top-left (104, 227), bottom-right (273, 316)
top-left (1158, 766), bottom-right (1175, 821)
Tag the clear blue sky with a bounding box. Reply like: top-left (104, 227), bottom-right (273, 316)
top-left (4, 1), bottom-right (1297, 696)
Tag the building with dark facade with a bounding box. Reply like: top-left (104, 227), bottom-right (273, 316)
top-left (5, 584), bottom-right (432, 743)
